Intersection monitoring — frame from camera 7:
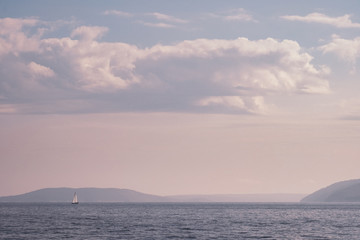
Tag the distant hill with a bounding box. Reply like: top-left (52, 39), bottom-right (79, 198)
top-left (0, 188), bottom-right (305, 203)
top-left (0, 188), bottom-right (168, 203)
top-left (301, 179), bottom-right (360, 202)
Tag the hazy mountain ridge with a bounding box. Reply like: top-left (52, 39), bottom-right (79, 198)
top-left (0, 188), bottom-right (305, 203)
top-left (168, 193), bottom-right (305, 202)
top-left (301, 179), bottom-right (360, 202)
top-left (0, 188), bottom-right (167, 203)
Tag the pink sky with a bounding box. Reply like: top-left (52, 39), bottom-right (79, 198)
top-left (1, 1), bottom-right (360, 197)
top-left (1, 112), bottom-right (359, 196)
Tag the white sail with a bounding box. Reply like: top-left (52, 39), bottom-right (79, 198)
top-left (72, 192), bottom-right (78, 204)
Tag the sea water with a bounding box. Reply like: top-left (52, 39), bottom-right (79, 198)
top-left (1, 202), bottom-right (360, 239)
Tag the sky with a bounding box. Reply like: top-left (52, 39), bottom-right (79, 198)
top-left (1, 0), bottom-right (360, 196)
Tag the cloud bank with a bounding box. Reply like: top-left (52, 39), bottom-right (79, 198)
top-left (0, 18), bottom-right (330, 114)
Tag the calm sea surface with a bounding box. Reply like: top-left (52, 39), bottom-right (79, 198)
top-left (1, 202), bottom-right (360, 239)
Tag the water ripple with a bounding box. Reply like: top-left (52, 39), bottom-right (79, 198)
top-left (1, 203), bottom-right (360, 239)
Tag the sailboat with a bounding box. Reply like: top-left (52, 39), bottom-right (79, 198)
top-left (72, 192), bottom-right (79, 204)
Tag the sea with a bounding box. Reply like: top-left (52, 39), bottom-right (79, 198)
top-left (1, 202), bottom-right (360, 239)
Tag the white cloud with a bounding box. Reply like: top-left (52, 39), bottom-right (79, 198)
top-left (337, 98), bottom-right (360, 120)
top-left (0, 18), bottom-right (40, 56)
top-left (28, 62), bottom-right (55, 78)
top-left (224, 8), bottom-right (255, 22)
top-left (197, 96), bottom-right (268, 114)
top-left (319, 36), bottom-right (360, 63)
top-left (209, 8), bottom-right (256, 22)
top-left (139, 12), bottom-right (187, 28)
top-left (138, 21), bottom-right (175, 28)
top-left (148, 12), bottom-right (188, 24)
top-left (103, 10), bottom-right (133, 17)
top-left (143, 37), bottom-right (330, 95)
top-left (0, 104), bottom-right (17, 113)
top-left (40, 32), bottom-right (141, 91)
top-left (102, 11), bottom-right (187, 28)
top-left (281, 12), bottom-right (360, 28)
top-left (0, 17), bottom-right (38, 34)
top-left (71, 26), bottom-right (108, 41)
top-left (0, 18), bottom-right (331, 114)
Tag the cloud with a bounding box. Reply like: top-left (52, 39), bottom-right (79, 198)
top-left (281, 12), bottom-right (360, 28)
top-left (28, 62), bottom-right (55, 78)
top-left (0, 104), bottom-right (17, 113)
top-left (196, 96), bottom-right (268, 114)
top-left (148, 12), bottom-right (188, 24)
top-left (209, 8), bottom-right (256, 22)
top-left (40, 32), bottom-right (141, 91)
top-left (70, 26), bottom-right (108, 41)
top-left (319, 35), bottom-right (360, 64)
top-left (337, 99), bottom-right (360, 120)
top-left (103, 10), bottom-right (133, 17)
top-left (0, 18), bottom-right (331, 114)
top-left (223, 8), bottom-right (255, 22)
top-left (103, 11), bottom-right (187, 29)
top-left (0, 18), bottom-right (40, 56)
top-left (137, 21), bottom-right (175, 28)
top-left (0, 17), bottom-right (38, 34)
top-left (139, 12), bottom-right (187, 28)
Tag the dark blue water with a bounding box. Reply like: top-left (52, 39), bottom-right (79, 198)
top-left (1, 203), bottom-right (360, 239)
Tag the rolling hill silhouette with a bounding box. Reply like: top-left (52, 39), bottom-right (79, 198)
top-left (301, 179), bottom-right (360, 202)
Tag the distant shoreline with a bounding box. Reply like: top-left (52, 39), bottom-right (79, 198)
top-left (0, 187), bottom-right (306, 203)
